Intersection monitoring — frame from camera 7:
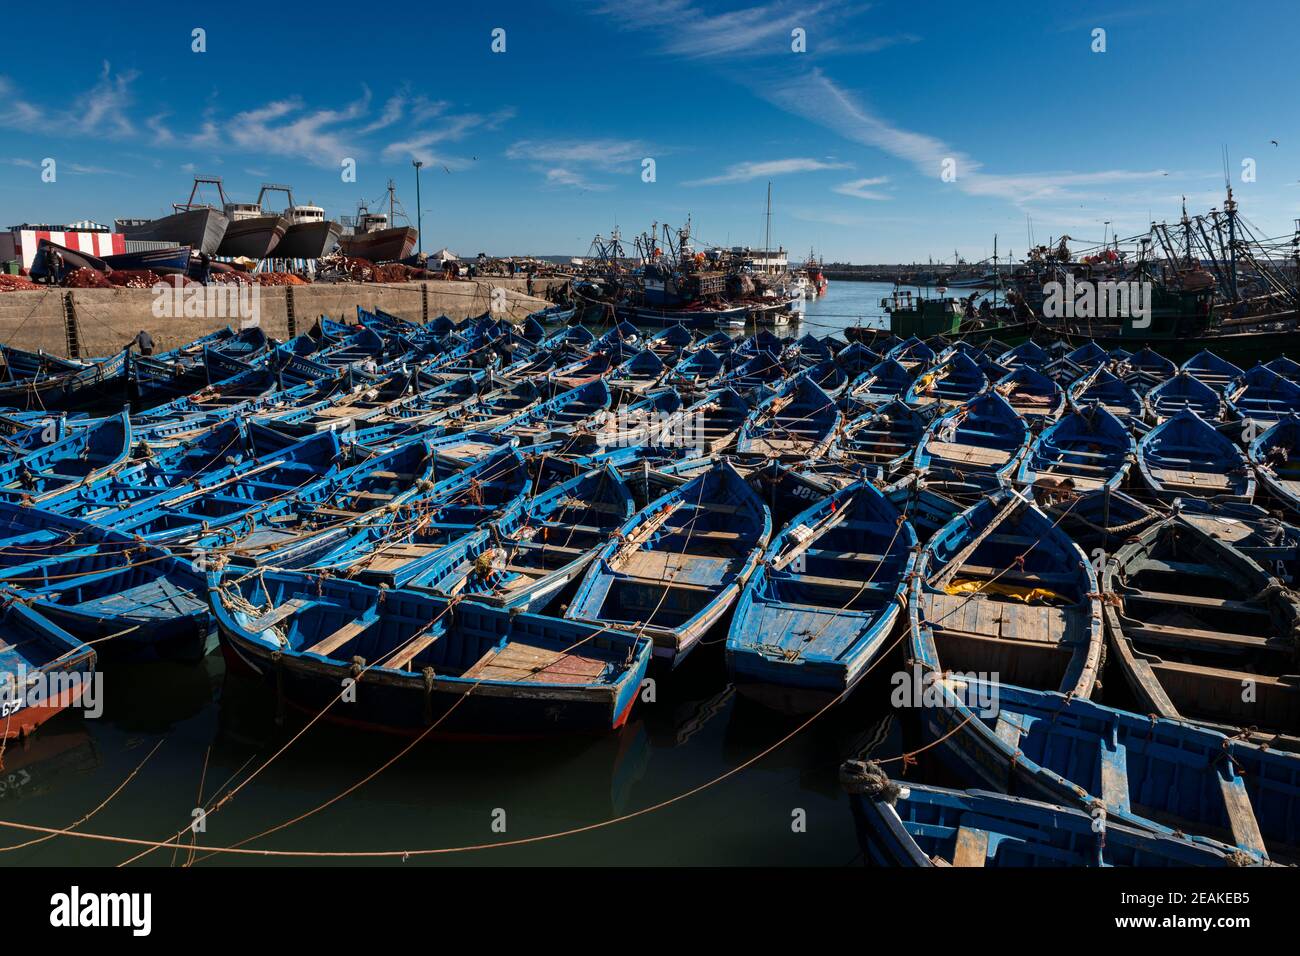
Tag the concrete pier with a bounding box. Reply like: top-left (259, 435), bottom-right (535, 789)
top-left (0, 276), bottom-right (566, 357)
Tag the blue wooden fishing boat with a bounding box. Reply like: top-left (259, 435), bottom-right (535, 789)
top-left (1103, 513), bottom-right (1300, 753)
top-left (992, 365), bottom-right (1063, 421)
top-left (803, 358), bottom-right (848, 400)
top-left (1123, 345), bottom-right (1177, 390)
top-left (1249, 414), bottom-right (1300, 513)
top-left (0, 411), bottom-right (131, 503)
top-left (886, 336), bottom-right (936, 371)
top-left (736, 375), bottom-right (840, 459)
top-left (266, 450), bottom-right (532, 578)
top-left (1265, 355), bottom-right (1300, 383)
top-left (0, 345), bottom-right (87, 381)
top-left (609, 348), bottom-right (668, 395)
top-left (847, 358), bottom-right (914, 406)
top-left (0, 348), bottom-right (130, 413)
top-left (209, 571), bottom-right (652, 737)
top-left (1144, 370), bottom-right (1223, 422)
top-left (914, 392), bottom-right (1029, 491)
top-left (905, 352), bottom-right (987, 410)
top-left (910, 488), bottom-right (1104, 700)
top-left (0, 502), bottom-right (213, 660)
top-left (1226, 364), bottom-right (1300, 423)
top-left (895, 677), bottom-right (1294, 863)
top-left (664, 346), bottom-right (724, 390)
top-left (836, 399), bottom-right (926, 476)
top-left (566, 459), bottom-right (771, 666)
top-left (1017, 404), bottom-right (1134, 493)
top-left (1182, 349), bottom-right (1244, 393)
top-left (1062, 340), bottom-right (1110, 372)
top-left (677, 388), bottom-right (750, 455)
top-left (183, 437), bottom-right (459, 560)
top-left (995, 340), bottom-right (1050, 370)
top-left (726, 479), bottom-right (916, 713)
top-left (832, 341), bottom-right (880, 381)
top-left (1066, 366), bottom-right (1143, 420)
top-left (394, 464), bottom-right (634, 612)
top-left (1137, 408), bottom-right (1254, 501)
top-left (839, 763), bottom-right (1244, 867)
top-left (0, 592), bottom-right (95, 739)
top-left (646, 323), bottom-right (694, 359)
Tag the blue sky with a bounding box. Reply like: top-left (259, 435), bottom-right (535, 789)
top-left (1, 1), bottom-right (1297, 262)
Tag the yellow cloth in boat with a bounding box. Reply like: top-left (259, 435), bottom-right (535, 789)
top-left (943, 577), bottom-right (1064, 605)
top-left (916, 373), bottom-right (936, 392)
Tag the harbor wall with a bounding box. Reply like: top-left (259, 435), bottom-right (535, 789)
top-left (0, 277), bottom-right (566, 357)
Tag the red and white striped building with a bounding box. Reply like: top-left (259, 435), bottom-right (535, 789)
top-left (0, 223), bottom-right (126, 270)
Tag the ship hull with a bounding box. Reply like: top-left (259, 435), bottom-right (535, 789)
top-left (103, 246), bottom-right (192, 275)
top-left (117, 208), bottom-right (228, 255)
top-left (217, 215), bottom-right (288, 259)
top-left (338, 226), bottom-right (417, 263)
top-left (274, 220), bottom-right (343, 260)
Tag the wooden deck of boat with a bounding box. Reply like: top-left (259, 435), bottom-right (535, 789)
top-left (920, 591), bottom-right (1086, 646)
top-left (927, 441), bottom-right (1012, 467)
top-left (463, 641), bottom-right (607, 684)
top-left (1148, 468), bottom-right (1232, 491)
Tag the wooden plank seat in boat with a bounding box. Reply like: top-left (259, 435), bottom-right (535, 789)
top-left (379, 632), bottom-right (440, 671)
top-left (304, 615), bottom-right (373, 657)
top-left (346, 490), bottom-right (396, 502)
top-left (314, 506), bottom-right (362, 518)
top-left (368, 471), bottom-right (415, 481)
top-left (926, 441), bottom-right (1012, 467)
top-left (781, 572), bottom-right (889, 592)
top-left (802, 548), bottom-right (889, 563)
top-left (950, 564), bottom-right (1078, 586)
top-left (247, 597), bottom-right (314, 632)
top-left (1120, 590), bottom-right (1268, 615)
top-left (1122, 620), bottom-right (1290, 655)
top-left (511, 540), bottom-right (586, 556)
top-left (463, 640), bottom-right (608, 684)
top-left (554, 496), bottom-right (625, 514)
top-left (1131, 558), bottom-right (1221, 578)
top-left (951, 826), bottom-right (989, 867)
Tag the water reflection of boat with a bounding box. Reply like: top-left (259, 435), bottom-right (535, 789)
top-left (0, 727), bottom-right (98, 806)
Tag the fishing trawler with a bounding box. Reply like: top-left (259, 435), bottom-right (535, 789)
top-left (218, 183), bottom-right (289, 259)
top-left (115, 176), bottom-right (229, 255)
top-left (337, 181), bottom-right (418, 263)
top-left (257, 185), bottom-right (342, 260)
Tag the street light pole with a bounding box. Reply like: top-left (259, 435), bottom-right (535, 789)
top-left (413, 159), bottom-right (424, 256)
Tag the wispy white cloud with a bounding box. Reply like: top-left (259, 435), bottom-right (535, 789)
top-left (0, 63), bottom-right (138, 139)
top-left (758, 68), bottom-right (1171, 210)
top-left (506, 138), bottom-right (652, 189)
top-left (384, 108), bottom-right (514, 167)
top-left (594, 0), bottom-right (904, 60)
top-left (0, 68), bottom-right (513, 171)
top-left (685, 157), bottom-right (850, 186)
top-left (833, 175), bottom-right (890, 199)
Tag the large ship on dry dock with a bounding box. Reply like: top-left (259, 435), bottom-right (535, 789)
top-left (277, 203), bottom-right (343, 259)
top-left (115, 176), bottom-right (229, 255)
top-left (217, 182), bottom-right (289, 259)
top-left (337, 181), bottom-right (417, 262)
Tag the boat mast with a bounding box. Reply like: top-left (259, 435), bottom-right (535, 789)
top-left (1225, 185), bottom-right (1239, 302)
top-left (764, 181), bottom-right (772, 275)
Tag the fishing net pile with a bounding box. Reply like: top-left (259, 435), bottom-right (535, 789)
top-left (61, 268), bottom-right (112, 288)
top-left (255, 272), bottom-right (309, 286)
top-left (0, 275), bottom-right (40, 292)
